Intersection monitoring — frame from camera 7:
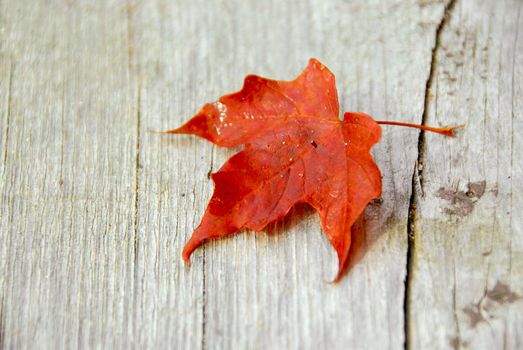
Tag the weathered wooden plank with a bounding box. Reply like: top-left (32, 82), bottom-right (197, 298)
top-left (0, 1), bottom-right (139, 348)
top-left (409, 0), bottom-right (523, 348)
top-left (127, 1), bottom-right (210, 348)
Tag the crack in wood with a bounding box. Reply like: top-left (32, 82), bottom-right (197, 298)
top-left (404, 1), bottom-right (458, 349)
top-left (132, 85), bottom-right (142, 346)
top-left (417, 0), bottom-right (458, 188)
top-left (126, 1), bottom-right (143, 344)
top-left (404, 162), bottom-right (418, 350)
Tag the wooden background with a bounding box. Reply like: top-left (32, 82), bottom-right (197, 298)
top-left (0, 0), bottom-right (521, 349)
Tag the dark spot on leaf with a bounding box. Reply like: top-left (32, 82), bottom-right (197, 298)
top-left (311, 140), bottom-right (317, 148)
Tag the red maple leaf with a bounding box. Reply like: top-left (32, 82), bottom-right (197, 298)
top-left (165, 59), bottom-right (459, 280)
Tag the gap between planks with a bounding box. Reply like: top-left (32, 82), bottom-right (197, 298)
top-left (404, 0), bottom-right (458, 349)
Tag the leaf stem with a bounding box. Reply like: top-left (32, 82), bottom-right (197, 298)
top-left (376, 121), bottom-right (464, 137)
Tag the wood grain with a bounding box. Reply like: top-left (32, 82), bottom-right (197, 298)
top-left (0, 1), bottom-right (140, 348)
top-left (0, 0), bottom-right (520, 349)
top-left (409, 0), bottom-right (523, 349)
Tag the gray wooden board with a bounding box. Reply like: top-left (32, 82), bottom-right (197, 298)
top-left (410, 0), bottom-right (523, 349)
top-left (0, 0), bottom-right (521, 349)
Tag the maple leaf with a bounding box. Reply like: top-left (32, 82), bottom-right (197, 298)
top-left (166, 59), bottom-right (459, 280)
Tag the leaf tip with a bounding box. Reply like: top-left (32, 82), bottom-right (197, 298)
top-left (182, 234), bottom-right (206, 265)
top-left (308, 57), bottom-right (321, 67)
top-left (182, 246), bottom-right (193, 265)
top-left (159, 112), bottom-right (214, 140)
top-left (181, 248), bottom-right (192, 266)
